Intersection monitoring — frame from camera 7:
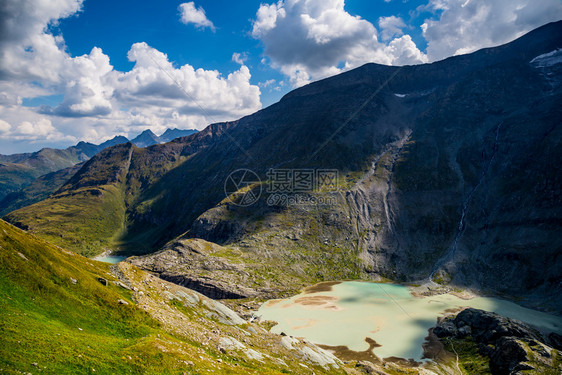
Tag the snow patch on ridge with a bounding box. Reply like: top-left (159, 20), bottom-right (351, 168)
top-left (530, 49), bottom-right (562, 67)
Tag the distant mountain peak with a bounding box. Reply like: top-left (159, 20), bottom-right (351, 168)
top-left (130, 129), bottom-right (160, 148)
top-left (140, 129), bottom-right (157, 136)
top-left (129, 128), bottom-right (199, 147)
top-left (98, 135), bottom-right (129, 150)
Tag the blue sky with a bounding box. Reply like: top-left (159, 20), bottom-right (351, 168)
top-left (57, 0), bottom-right (288, 106)
top-left (52, 0), bottom-right (430, 107)
top-left (1, 0), bottom-right (561, 154)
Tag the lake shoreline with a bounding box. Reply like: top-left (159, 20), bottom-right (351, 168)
top-left (258, 281), bottom-right (562, 363)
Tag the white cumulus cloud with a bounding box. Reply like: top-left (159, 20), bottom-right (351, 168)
top-left (111, 42), bottom-right (261, 133)
top-left (40, 47), bottom-right (115, 117)
top-left (251, 0), bottom-right (427, 87)
top-left (422, 0), bottom-right (562, 61)
top-left (15, 119), bottom-right (55, 137)
top-left (378, 16), bottom-right (406, 42)
top-left (0, 119), bottom-right (11, 133)
top-left (178, 2), bottom-right (215, 31)
top-left (0, 0), bottom-right (262, 148)
top-left (0, 0), bottom-right (83, 82)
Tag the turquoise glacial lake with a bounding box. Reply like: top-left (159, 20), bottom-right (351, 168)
top-left (258, 281), bottom-right (562, 361)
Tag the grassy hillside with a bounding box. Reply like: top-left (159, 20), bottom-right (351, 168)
top-left (5, 144), bottom-right (138, 256)
top-left (3, 127), bottom-right (225, 257)
top-left (0, 219), bottom-right (161, 374)
top-left (6, 184), bottom-right (127, 257)
top-left (0, 219), bottom-right (349, 374)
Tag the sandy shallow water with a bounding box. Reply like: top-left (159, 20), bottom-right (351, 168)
top-left (258, 281), bottom-right (562, 361)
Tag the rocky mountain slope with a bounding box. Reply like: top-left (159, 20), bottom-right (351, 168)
top-left (130, 129), bottom-right (161, 148)
top-left (4, 21), bottom-right (562, 311)
top-left (0, 128), bottom-right (198, 215)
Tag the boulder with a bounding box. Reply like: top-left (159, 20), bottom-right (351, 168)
top-left (433, 320), bottom-right (458, 338)
top-left (434, 308), bottom-right (561, 374)
top-left (453, 308), bottom-right (541, 343)
top-left (489, 337), bottom-right (530, 374)
top-left (548, 332), bottom-right (562, 351)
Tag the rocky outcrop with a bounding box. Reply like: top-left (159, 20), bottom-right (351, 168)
top-left (434, 308), bottom-right (561, 374)
top-left (160, 274), bottom-right (252, 299)
top-left (434, 308), bottom-right (543, 342)
top-left (127, 238), bottom-right (261, 299)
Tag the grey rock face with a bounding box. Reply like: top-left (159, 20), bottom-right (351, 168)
top-left (490, 337), bottom-right (533, 374)
top-left (434, 308), bottom-right (560, 374)
top-left (160, 274), bottom-right (252, 299)
top-left (127, 238), bottom-right (260, 299)
top-left (187, 21), bottom-right (562, 310)
top-left (453, 308), bottom-right (542, 343)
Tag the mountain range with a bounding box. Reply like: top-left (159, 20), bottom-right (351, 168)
top-left (1, 20), bottom-right (562, 374)
top-left (0, 128), bottom-right (197, 214)
top-left (4, 21), bottom-right (561, 314)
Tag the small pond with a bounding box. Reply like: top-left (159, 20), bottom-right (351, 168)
top-left (92, 255), bottom-right (127, 264)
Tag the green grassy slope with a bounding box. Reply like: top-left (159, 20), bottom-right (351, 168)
top-left (6, 184), bottom-right (127, 257)
top-left (4, 144), bottom-right (137, 256)
top-left (0, 219), bottom-right (160, 374)
top-left (0, 219), bottom-right (348, 374)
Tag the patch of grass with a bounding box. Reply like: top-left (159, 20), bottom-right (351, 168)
top-left (443, 337), bottom-right (492, 374)
top-left (432, 270), bottom-right (452, 285)
top-left (0, 220), bottom-right (170, 374)
top-left (5, 184), bottom-right (126, 257)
